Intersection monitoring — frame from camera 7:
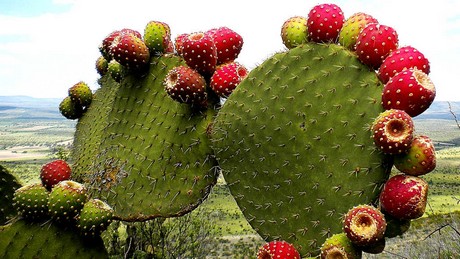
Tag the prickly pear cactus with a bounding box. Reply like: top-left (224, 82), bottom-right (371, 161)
top-left (71, 55), bottom-right (218, 221)
top-left (0, 219), bottom-right (107, 258)
top-left (211, 43), bottom-right (393, 256)
top-left (0, 165), bottom-right (21, 225)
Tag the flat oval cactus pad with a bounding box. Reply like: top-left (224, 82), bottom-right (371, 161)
top-left (71, 55), bottom-right (218, 221)
top-left (211, 43), bottom-right (392, 256)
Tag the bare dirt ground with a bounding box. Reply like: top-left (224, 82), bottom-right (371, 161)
top-left (0, 146), bottom-right (49, 161)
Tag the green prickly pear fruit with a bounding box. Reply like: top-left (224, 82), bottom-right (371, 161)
top-left (107, 59), bottom-right (126, 83)
top-left (77, 198), bottom-right (114, 236)
top-left (59, 96), bottom-right (84, 120)
top-left (48, 180), bottom-right (88, 221)
top-left (95, 56), bottom-right (108, 76)
top-left (339, 13), bottom-right (378, 50)
top-left (12, 183), bottom-right (49, 220)
top-left (144, 20), bottom-right (171, 54)
top-left (320, 233), bottom-right (362, 259)
top-left (1, 164), bottom-right (21, 224)
top-left (281, 16), bottom-right (308, 49)
top-left (69, 81), bottom-right (93, 107)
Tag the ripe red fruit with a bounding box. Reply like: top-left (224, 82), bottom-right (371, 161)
top-left (307, 3), bottom-right (345, 43)
top-left (110, 33), bottom-right (150, 71)
top-left (257, 240), bottom-right (300, 259)
top-left (382, 68), bottom-right (436, 117)
top-left (174, 33), bottom-right (188, 56)
top-left (343, 205), bottom-right (386, 247)
top-left (371, 109), bottom-right (414, 154)
top-left (164, 65), bottom-right (207, 106)
top-left (394, 135), bottom-right (436, 176)
top-left (206, 27), bottom-right (243, 65)
top-left (355, 23), bottom-right (399, 69)
top-left (40, 159), bottom-right (72, 190)
top-left (379, 174), bottom-right (429, 220)
top-left (99, 28), bottom-right (142, 60)
top-left (210, 62), bottom-right (248, 97)
top-left (181, 32), bottom-right (218, 76)
top-left (378, 46), bottom-right (431, 84)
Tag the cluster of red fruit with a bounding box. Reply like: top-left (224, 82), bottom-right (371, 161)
top-left (281, 3), bottom-right (435, 117)
top-left (165, 27), bottom-right (248, 108)
top-left (95, 22), bottom-right (248, 109)
top-left (254, 3), bottom-right (438, 258)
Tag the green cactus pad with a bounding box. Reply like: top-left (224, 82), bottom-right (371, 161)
top-left (211, 43), bottom-right (392, 256)
top-left (71, 55), bottom-right (218, 221)
top-left (0, 219), bottom-right (108, 259)
top-left (0, 165), bottom-right (21, 225)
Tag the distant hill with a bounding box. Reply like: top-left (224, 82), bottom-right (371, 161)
top-left (0, 96), bottom-right (63, 120)
top-left (0, 95), bottom-right (458, 121)
top-left (414, 101), bottom-right (460, 120)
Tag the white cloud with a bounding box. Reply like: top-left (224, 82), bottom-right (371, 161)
top-left (0, 0), bottom-right (458, 101)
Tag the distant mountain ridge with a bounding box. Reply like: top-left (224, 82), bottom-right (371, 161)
top-left (0, 95), bottom-right (61, 108)
top-left (0, 96), bottom-right (63, 120)
top-left (0, 96), bottom-right (459, 120)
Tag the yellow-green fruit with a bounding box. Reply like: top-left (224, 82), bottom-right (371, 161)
top-left (48, 180), bottom-right (88, 221)
top-left (77, 198), bottom-right (114, 236)
top-left (281, 16), bottom-right (308, 49)
top-left (339, 13), bottom-right (378, 50)
top-left (320, 233), bottom-right (362, 259)
top-left (12, 183), bottom-right (49, 220)
top-left (69, 81), bottom-right (93, 107)
top-left (59, 96), bottom-right (84, 120)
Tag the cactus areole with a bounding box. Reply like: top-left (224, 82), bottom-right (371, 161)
top-left (211, 43), bottom-right (392, 257)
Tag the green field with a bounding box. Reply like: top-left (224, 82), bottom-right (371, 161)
top-left (1, 113), bottom-right (459, 258)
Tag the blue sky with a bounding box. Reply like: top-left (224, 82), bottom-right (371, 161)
top-left (0, 0), bottom-right (459, 101)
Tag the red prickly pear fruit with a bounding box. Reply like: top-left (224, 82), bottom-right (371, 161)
top-left (206, 27), bottom-right (244, 65)
top-left (355, 23), bottom-right (399, 69)
top-left (181, 32), bottom-right (218, 76)
top-left (382, 68), bottom-right (436, 117)
top-left (110, 33), bottom-right (150, 71)
top-left (257, 240), bottom-right (301, 259)
top-left (379, 174), bottom-right (429, 220)
top-left (99, 28), bottom-right (142, 60)
top-left (164, 65), bottom-right (207, 107)
top-left (371, 109), bottom-right (414, 154)
top-left (307, 3), bottom-right (345, 43)
top-left (394, 135), bottom-right (436, 176)
top-left (40, 159), bottom-right (72, 190)
top-left (210, 61), bottom-right (248, 98)
top-left (343, 205), bottom-right (386, 247)
top-left (378, 46), bottom-right (431, 84)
